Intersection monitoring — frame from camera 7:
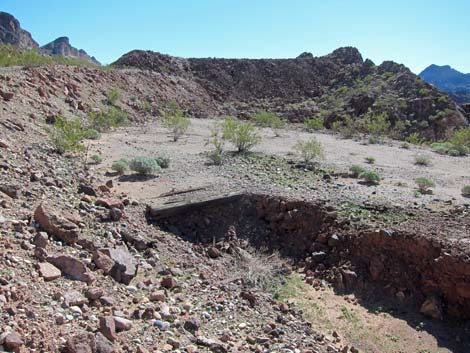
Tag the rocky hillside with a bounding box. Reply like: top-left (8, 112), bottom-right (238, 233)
top-left (420, 64), bottom-right (470, 103)
top-left (0, 12), bottom-right (98, 65)
top-left (41, 37), bottom-right (100, 65)
top-left (0, 12), bottom-right (38, 50)
top-left (114, 49), bottom-right (469, 140)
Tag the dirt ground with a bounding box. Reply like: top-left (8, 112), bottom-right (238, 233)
top-left (89, 117), bottom-right (470, 353)
top-left (91, 117), bottom-right (470, 206)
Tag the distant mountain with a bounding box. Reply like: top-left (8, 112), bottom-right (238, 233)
top-left (0, 11), bottom-right (38, 50)
top-left (41, 37), bottom-right (100, 65)
top-left (0, 11), bottom-right (99, 65)
top-left (419, 64), bottom-right (470, 103)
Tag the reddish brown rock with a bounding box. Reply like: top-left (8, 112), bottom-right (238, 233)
top-left (149, 290), bottom-right (166, 302)
top-left (3, 332), bottom-right (24, 352)
top-left (63, 290), bottom-right (87, 307)
top-left (95, 198), bottom-right (124, 210)
top-left (207, 246), bottom-right (221, 259)
top-left (86, 287), bottom-right (104, 301)
top-left (161, 276), bottom-right (177, 289)
top-left (65, 331), bottom-right (96, 353)
top-left (34, 203), bottom-right (80, 244)
top-left (47, 254), bottom-right (95, 283)
top-left (38, 262), bottom-right (61, 281)
top-left (99, 316), bottom-right (117, 342)
top-left (101, 247), bottom-right (137, 285)
top-left (92, 251), bottom-right (115, 274)
top-left (95, 332), bottom-right (116, 353)
top-left (0, 184), bottom-right (21, 199)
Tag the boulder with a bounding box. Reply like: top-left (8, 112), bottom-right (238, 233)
top-left (95, 332), bottom-right (116, 353)
top-left (0, 184), bottom-right (21, 198)
top-left (99, 316), bottom-right (117, 342)
top-left (47, 254), bottom-right (95, 283)
top-left (101, 247), bottom-right (137, 285)
top-left (34, 203), bottom-right (80, 244)
top-left (63, 290), bottom-right (87, 307)
top-left (95, 198), bottom-right (124, 210)
top-left (38, 262), bottom-right (61, 281)
top-left (65, 331), bottom-right (96, 353)
top-left (2, 332), bottom-right (24, 353)
top-left (420, 295), bottom-right (442, 320)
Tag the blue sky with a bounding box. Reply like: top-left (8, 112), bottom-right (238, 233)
top-left (2, 0), bottom-right (469, 74)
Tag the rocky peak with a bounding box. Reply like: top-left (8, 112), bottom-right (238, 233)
top-left (296, 52), bottom-right (314, 59)
top-left (327, 46), bottom-right (363, 65)
top-left (41, 36), bottom-right (100, 65)
top-left (0, 11), bottom-right (39, 50)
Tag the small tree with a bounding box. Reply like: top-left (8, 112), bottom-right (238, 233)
top-left (206, 122), bottom-right (226, 165)
top-left (294, 138), bottom-right (325, 164)
top-left (221, 116), bottom-right (260, 153)
top-left (46, 116), bottom-right (92, 154)
top-left (162, 103), bottom-right (191, 142)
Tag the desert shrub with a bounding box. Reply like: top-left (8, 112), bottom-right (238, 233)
top-left (106, 88), bottom-right (120, 105)
top-left (90, 154), bottom-right (103, 164)
top-left (431, 141), bottom-right (469, 156)
top-left (450, 128), bottom-right (470, 147)
top-left (304, 115), bottom-right (324, 131)
top-left (140, 100), bottom-right (152, 113)
top-left (89, 106), bottom-right (128, 132)
top-left (415, 177), bottom-right (435, 193)
top-left (154, 156), bottom-right (170, 169)
top-left (0, 44), bottom-right (95, 68)
top-left (365, 156), bottom-right (375, 164)
top-left (251, 110), bottom-right (285, 136)
top-left (332, 115), bottom-right (356, 139)
top-left (85, 129), bottom-right (101, 140)
top-left (350, 165), bottom-right (366, 178)
top-left (462, 185), bottom-right (470, 197)
top-left (358, 170), bottom-right (381, 185)
top-left (414, 154), bottom-right (432, 166)
top-left (406, 132), bottom-right (424, 145)
top-left (400, 142), bottom-right (410, 149)
top-left (163, 104), bottom-right (191, 142)
top-left (206, 123), bottom-right (226, 165)
top-left (294, 138), bottom-right (325, 164)
top-left (227, 246), bottom-right (284, 291)
top-left (111, 159), bottom-right (129, 174)
top-left (221, 116), bottom-right (260, 153)
top-left (46, 116), bottom-right (93, 154)
top-left (129, 156), bottom-right (161, 175)
top-left (366, 112), bottom-right (391, 142)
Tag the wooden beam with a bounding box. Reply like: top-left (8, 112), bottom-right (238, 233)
top-left (146, 192), bottom-right (243, 220)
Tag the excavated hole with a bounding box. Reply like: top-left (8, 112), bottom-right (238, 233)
top-left (146, 193), bottom-right (470, 334)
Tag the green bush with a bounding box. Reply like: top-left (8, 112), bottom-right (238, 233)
top-left (140, 100), bottom-right (153, 113)
top-left (89, 106), bottom-right (128, 132)
top-left (251, 110), bottom-right (285, 136)
top-left (162, 103), bottom-right (191, 142)
top-left (111, 159), bottom-right (129, 175)
top-left (450, 128), bottom-right (470, 147)
top-left (365, 156), bottom-right (375, 164)
top-left (106, 88), bottom-right (120, 105)
top-left (414, 154), bottom-right (432, 166)
top-left (294, 138), bottom-right (325, 164)
top-left (365, 113), bottom-right (391, 142)
top-left (406, 133), bottom-right (424, 145)
top-left (90, 154), bottom-right (103, 164)
top-left (221, 116), bottom-right (260, 153)
top-left (358, 170), bottom-right (381, 185)
top-left (431, 141), bottom-right (468, 156)
top-left (350, 165), bottom-right (366, 178)
top-left (46, 116), bottom-right (94, 154)
top-left (206, 123), bottom-right (226, 165)
top-left (415, 177), bottom-right (435, 193)
top-left (129, 156), bottom-right (161, 175)
top-left (332, 116), bottom-right (356, 139)
top-left (462, 185), bottom-right (470, 197)
top-left (154, 156), bottom-right (170, 169)
top-left (304, 115), bottom-right (324, 131)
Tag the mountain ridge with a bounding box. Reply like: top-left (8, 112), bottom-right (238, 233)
top-left (420, 64), bottom-right (470, 103)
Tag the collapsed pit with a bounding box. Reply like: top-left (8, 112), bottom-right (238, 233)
top-left (146, 193), bottom-right (470, 320)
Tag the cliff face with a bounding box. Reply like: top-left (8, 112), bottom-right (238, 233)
top-left (0, 11), bottom-right (39, 50)
top-left (41, 37), bottom-right (100, 65)
top-left (114, 48), bottom-right (468, 139)
top-left (0, 12), bottom-right (99, 65)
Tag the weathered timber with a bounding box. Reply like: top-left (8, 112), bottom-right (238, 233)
top-left (146, 192), bottom-right (243, 220)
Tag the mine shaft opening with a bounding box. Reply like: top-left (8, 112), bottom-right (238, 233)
top-left (146, 192), bottom-right (470, 329)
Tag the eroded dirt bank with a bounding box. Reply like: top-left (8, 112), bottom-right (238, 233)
top-left (147, 193), bottom-right (470, 321)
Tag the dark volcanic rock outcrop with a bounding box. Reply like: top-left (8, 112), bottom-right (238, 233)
top-left (0, 11), bottom-right (38, 49)
top-left (41, 36), bottom-right (100, 65)
top-left (114, 48), bottom-right (468, 139)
